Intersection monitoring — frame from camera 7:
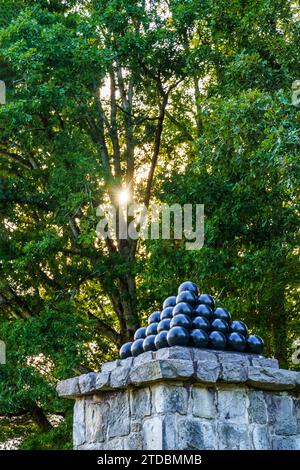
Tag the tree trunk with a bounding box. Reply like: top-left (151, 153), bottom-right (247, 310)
top-left (271, 293), bottom-right (288, 368)
top-left (30, 403), bottom-right (53, 433)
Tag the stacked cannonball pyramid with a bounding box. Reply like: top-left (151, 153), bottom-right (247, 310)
top-left (119, 281), bottom-right (264, 359)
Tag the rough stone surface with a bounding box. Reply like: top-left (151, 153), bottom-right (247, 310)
top-left (192, 387), bottom-right (216, 419)
top-left (217, 389), bottom-right (249, 424)
top-left (247, 366), bottom-right (297, 391)
top-left (218, 422), bottom-right (251, 450)
top-left (58, 347), bottom-right (300, 450)
top-left (196, 360), bottom-right (220, 383)
top-left (56, 377), bottom-right (80, 398)
top-left (177, 418), bottom-right (217, 450)
top-left (153, 384), bottom-right (188, 415)
top-left (248, 390), bottom-right (267, 424)
top-left (107, 392), bottom-right (130, 439)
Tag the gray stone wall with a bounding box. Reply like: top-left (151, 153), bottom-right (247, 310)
top-left (57, 347), bottom-right (300, 450)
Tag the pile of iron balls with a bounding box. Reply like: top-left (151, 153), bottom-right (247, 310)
top-left (120, 281), bottom-right (264, 359)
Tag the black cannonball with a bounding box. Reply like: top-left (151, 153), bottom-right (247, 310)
top-left (119, 342), bottom-right (133, 359)
top-left (143, 334), bottom-right (157, 352)
top-left (209, 331), bottom-right (227, 350)
top-left (131, 339), bottom-right (144, 357)
top-left (176, 290), bottom-right (197, 306)
top-left (148, 311), bottom-right (161, 324)
top-left (134, 327), bottom-right (147, 341)
top-left (167, 326), bottom-right (189, 347)
top-left (155, 331), bottom-right (169, 349)
top-left (146, 322), bottom-right (158, 336)
top-left (190, 329), bottom-right (209, 348)
top-left (160, 306), bottom-right (174, 320)
top-left (163, 296), bottom-right (177, 309)
top-left (192, 316), bottom-right (211, 332)
top-left (173, 302), bottom-right (193, 317)
top-left (211, 318), bottom-right (229, 334)
top-left (170, 313), bottom-right (192, 330)
top-left (227, 332), bottom-right (246, 352)
top-left (229, 320), bottom-right (248, 338)
top-left (178, 281), bottom-right (198, 295)
top-left (213, 307), bottom-right (231, 322)
top-left (194, 304), bottom-right (214, 321)
top-left (198, 293), bottom-right (215, 310)
top-left (246, 334), bottom-right (264, 354)
top-left (157, 318), bottom-right (171, 332)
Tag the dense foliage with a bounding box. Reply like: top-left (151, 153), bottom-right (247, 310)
top-left (0, 0), bottom-right (299, 448)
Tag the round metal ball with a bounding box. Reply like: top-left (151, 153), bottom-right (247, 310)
top-left (194, 304), bottom-right (213, 321)
top-left (163, 296), bottom-right (177, 309)
top-left (134, 327), bottom-right (147, 341)
top-left (214, 307), bottom-right (231, 322)
top-left (228, 332), bottom-right (246, 352)
top-left (209, 331), bottom-right (227, 350)
top-left (160, 307), bottom-right (174, 320)
top-left (119, 342), bottom-right (133, 359)
top-left (167, 326), bottom-right (189, 347)
top-left (172, 302), bottom-right (193, 317)
top-left (192, 316), bottom-right (210, 332)
top-left (146, 322), bottom-right (158, 336)
top-left (178, 281), bottom-right (198, 295)
top-left (148, 311), bottom-right (161, 324)
top-left (198, 293), bottom-right (215, 310)
top-left (211, 318), bottom-right (229, 334)
top-left (176, 290), bottom-right (197, 306)
top-left (131, 339), bottom-right (144, 357)
top-left (155, 331), bottom-right (169, 349)
top-left (170, 313), bottom-right (192, 331)
top-left (229, 320), bottom-right (248, 338)
top-left (190, 329), bottom-right (209, 348)
top-left (143, 335), bottom-right (157, 352)
top-left (246, 334), bottom-right (264, 354)
top-left (157, 318), bottom-right (171, 333)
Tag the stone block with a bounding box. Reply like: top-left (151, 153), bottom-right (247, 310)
top-left (124, 432), bottom-right (143, 450)
top-left (248, 390), bottom-right (267, 424)
top-left (79, 372), bottom-right (96, 395)
top-left (56, 377), bottom-right (80, 398)
top-left (130, 387), bottom-right (152, 419)
top-left (85, 401), bottom-right (109, 443)
top-left (119, 357), bottom-right (134, 369)
top-left (251, 357), bottom-right (279, 369)
top-left (95, 372), bottom-right (110, 391)
top-left (196, 360), bottom-right (220, 383)
top-left (153, 384), bottom-right (188, 415)
top-left (192, 348), bottom-right (218, 363)
top-left (133, 351), bottom-right (154, 366)
top-left (73, 399), bottom-right (85, 447)
top-left (218, 422), bottom-right (252, 450)
top-left (130, 359), bottom-right (194, 385)
top-left (192, 387), bottom-right (216, 419)
top-left (217, 389), bottom-right (249, 424)
top-left (143, 416), bottom-right (163, 450)
top-left (177, 418), bottom-right (217, 450)
top-left (101, 360), bottom-right (120, 373)
top-left (107, 392), bottom-right (130, 439)
top-left (247, 366), bottom-right (297, 391)
top-left (103, 438), bottom-right (125, 450)
top-left (251, 425), bottom-right (270, 450)
top-left (110, 367), bottom-right (130, 389)
top-left (269, 395), bottom-right (298, 436)
top-left (272, 436), bottom-right (300, 450)
top-left (220, 364), bottom-right (248, 383)
top-left (77, 443), bottom-right (103, 450)
top-left (155, 346), bottom-right (192, 361)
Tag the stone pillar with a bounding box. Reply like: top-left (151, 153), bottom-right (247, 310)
top-left (57, 347), bottom-right (300, 450)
